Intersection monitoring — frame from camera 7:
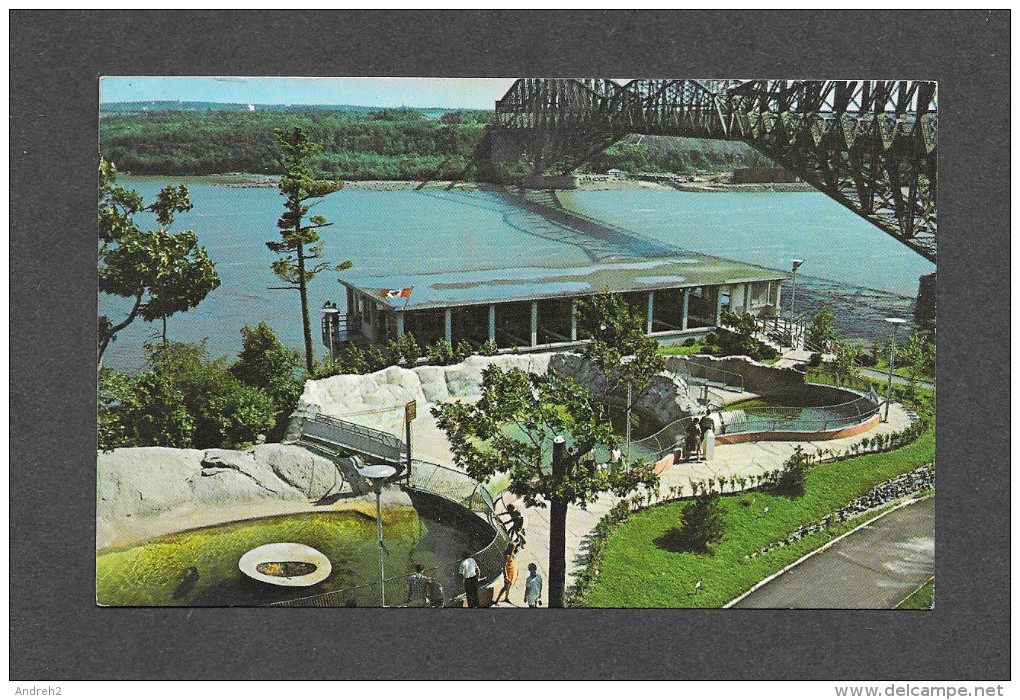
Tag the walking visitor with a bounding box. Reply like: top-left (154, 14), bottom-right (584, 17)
top-left (699, 410), bottom-right (716, 462)
top-left (407, 563), bottom-right (429, 607)
top-left (493, 542), bottom-right (518, 605)
top-left (524, 563), bottom-right (543, 608)
top-left (686, 416), bottom-right (702, 462)
top-left (459, 550), bottom-right (482, 608)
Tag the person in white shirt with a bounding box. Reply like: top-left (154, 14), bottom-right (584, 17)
top-left (524, 563), bottom-right (543, 608)
top-left (459, 550), bottom-right (482, 607)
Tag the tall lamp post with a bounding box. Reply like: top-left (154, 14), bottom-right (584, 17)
top-left (321, 301), bottom-right (339, 366)
top-left (789, 259), bottom-right (804, 348)
top-left (883, 318), bottom-right (907, 422)
top-left (357, 463), bottom-right (397, 606)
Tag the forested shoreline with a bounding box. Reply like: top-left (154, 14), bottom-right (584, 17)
top-left (99, 107), bottom-right (773, 182)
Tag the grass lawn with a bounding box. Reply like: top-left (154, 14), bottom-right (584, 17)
top-left (574, 389), bottom-right (934, 608)
top-left (896, 578), bottom-right (935, 610)
top-left (658, 343), bottom-right (712, 357)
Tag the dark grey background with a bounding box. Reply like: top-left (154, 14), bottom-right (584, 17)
top-left (10, 10), bottom-right (1009, 680)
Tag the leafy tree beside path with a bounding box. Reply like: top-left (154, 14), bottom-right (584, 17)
top-left (433, 293), bottom-right (663, 607)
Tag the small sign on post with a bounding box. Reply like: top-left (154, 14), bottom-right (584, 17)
top-left (404, 400), bottom-right (416, 483)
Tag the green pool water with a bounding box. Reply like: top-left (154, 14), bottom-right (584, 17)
top-left (96, 506), bottom-right (489, 607)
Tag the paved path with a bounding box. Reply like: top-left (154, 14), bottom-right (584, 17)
top-left (860, 367), bottom-right (935, 392)
top-left (492, 402), bottom-right (914, 607)
top-left (731, 497), bottom-right (934, 609)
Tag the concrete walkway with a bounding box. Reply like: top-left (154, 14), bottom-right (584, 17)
top-left (490, 401), bottom-right (914, 607)
top-left (860, 367), bottom-right (936, 392)
top-left (731, 496), bottom-right (934, 608)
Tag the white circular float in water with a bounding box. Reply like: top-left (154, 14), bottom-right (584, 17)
top-left (238, 543), bottom-right (332, 587)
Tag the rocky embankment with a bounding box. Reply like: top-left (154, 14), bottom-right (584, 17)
top-left (289, 352), bottom-right (703, 456)
top-left (96, 443), bottom-right (358, 551)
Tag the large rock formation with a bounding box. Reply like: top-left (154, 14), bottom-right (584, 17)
top-left (96, 443), bottom-right (351, 551)
top-left (289, 352), bottom-right (703, 455)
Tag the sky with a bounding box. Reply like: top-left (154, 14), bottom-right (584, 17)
top-left (99, 76), bottom-right (520, 109)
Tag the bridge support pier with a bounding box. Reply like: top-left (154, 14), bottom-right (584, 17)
top-left (570, 300), bottom-right (578, 341)
top-left (682, 289), bottom-right (690, 331)
top-left (915, 273), bottom-right (937, 332)
top-left (488, 305), bottom-right (496, 343)
top-left (444, 308), bottom-right (452, 344)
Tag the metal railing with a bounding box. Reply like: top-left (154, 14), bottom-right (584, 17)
top-left (297, 413), bottom-right (406, 465)
top-left (667, 357), bottom-right (745, 393)
top-left (718, 389), bottom-right (881, 436)
top-left (631, 388), bottom-right (880, 459)
top-left (268, 459), bottom-right (509, 608)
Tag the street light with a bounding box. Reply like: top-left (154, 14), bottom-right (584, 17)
top-left (883, 318), bottom-right (907, 422)
top-left (321, 301), bottom-right (340, 366)
top-left (789, 259), bottom-right (804, 349)
top-left (356, 463), bottom-right (397, 606)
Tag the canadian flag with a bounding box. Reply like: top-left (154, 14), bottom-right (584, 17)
top-left (381, 287), bottom-right (412, 299)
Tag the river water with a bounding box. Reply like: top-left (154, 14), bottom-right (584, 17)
top-left (102, 178), bottom-right (935, 371)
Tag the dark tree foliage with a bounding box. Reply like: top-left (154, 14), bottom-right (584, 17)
top-left (769, 445), bottom-right (810, 498)
top-left (98, 341), bottom-right (277, 451)
top-left (676, 493), bottom-right (727, 554)
top-left (98, 159), bottom-right (220, 363)
top-left (577, 292), bottom-right (666, 410)
top-left (229, 322), bottom-right (302, 412)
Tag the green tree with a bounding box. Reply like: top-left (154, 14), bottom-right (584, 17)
top-left (676, 492), bottom-right (727, 553)
top-left (831, 340), bottom-right (862, 388)
top-left (268, 127), bottom-right (351, 373)
top-left (433, 365), bottom-right (658, 608)
top-left (98, 159), bottom-right (220, 363)
top-left (135, 341), bottom-right (276, 449)
top-left (806, 305), bottom-right (837, 352)
top-left (230, 322), bottom-right (302, 412)
top-left (899, 331), bottom-right (936, 392)
top-left (769, 445), bottom-right (810, 497)
top-left (577, 292), bottom-right (666, 411)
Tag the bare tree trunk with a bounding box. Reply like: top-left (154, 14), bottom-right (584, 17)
top-left (548, 436), bottom-right (568, 608)
top-left (297, 243), bottom-right (313, 373)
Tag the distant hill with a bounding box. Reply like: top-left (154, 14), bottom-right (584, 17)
top-left (99, 105), bottom-right (774, 182)
top-left (100, 101), bottom-right (455, 118)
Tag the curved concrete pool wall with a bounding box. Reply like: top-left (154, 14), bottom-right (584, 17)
top-left (715, 383), bottom-right (882, 445)
top-left (714, 412), bottom-right (881, 445)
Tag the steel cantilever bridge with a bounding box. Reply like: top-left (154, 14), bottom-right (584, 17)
top-left (493, 79), bottom-right (938, 263)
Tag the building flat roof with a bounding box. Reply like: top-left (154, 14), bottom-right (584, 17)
top-left (339, 256), bottom-right (788, 311)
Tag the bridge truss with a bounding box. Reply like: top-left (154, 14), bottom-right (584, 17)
top-left (494, 79), bottom-right (938, 262)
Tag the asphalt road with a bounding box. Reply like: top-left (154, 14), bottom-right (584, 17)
top-left (733, 497), bottom-right (934, 609)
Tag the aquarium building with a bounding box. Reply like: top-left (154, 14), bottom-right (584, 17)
top-left (333, 256), bottom-right (788, 352)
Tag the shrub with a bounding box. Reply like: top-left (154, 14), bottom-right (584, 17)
top-left (673, 493), bottom-right (727, 554)
top-left (807, 352), bottom-right (822, 367)
top-left (425, 339), bottom-right (456, 365)
top-left (682, 338), bottom-right (696, 347)
top-left (479, 339), bottom-right (498, 356)
top-left (455, 339), bottom-right (474, 361)
top-left (387, 332), bottom-right (422, 366)
top-left (770, 445), bottom-right (810, 497)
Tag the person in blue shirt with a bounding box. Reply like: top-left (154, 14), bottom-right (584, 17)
top-left (524, 563), bottom-right (543, 608)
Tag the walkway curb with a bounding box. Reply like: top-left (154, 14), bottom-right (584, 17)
top-left (722, 492), bottom-right (933, 608)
